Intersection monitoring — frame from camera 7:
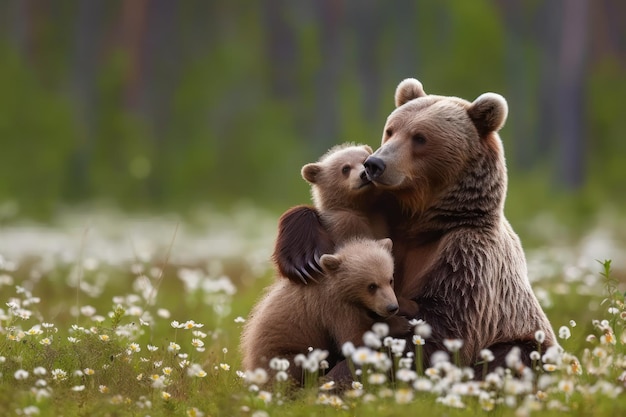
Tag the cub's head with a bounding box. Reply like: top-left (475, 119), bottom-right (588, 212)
top-left (320, 238), bottom-right (398, 318)
top-left (302, 144), bottom-right (377, 212)
top-left (364, 78), bottom-right (508, 212)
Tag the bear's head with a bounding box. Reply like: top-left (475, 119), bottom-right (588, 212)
top-left (302, 144), bottom-right (378, 212)
top-left (364, 78), bottom-right (508, 214)
top-left (319, 238), bottom-right (399, 318)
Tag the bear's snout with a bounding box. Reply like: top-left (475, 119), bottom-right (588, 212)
top-left (386, 303), bottom-right (399, 315)
top-left (364, 156), bottom-right (386, 180)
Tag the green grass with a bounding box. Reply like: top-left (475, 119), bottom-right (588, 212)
top-left (0, 208), bottom-right (625, 416)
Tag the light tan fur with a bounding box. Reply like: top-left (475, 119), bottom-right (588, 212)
top-left (240, 238), bottom-right (402, 384)
top-left (301, 143), bottom-right (388, 243)
top-left (368, 78), bottom-right (556, 366)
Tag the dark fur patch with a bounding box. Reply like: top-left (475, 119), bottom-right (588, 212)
top-left (272, 205), bottom-right (335, 284)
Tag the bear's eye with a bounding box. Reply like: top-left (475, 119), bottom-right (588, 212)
top-left (389, 278), bottom-right (394, 287)
top-left (368, 283), bottom-right (378, 293)
top-left (341, 165), bottom-right (351, 176)
top-left (385, 128), bottom-right (393, 137)
top-left (412, 133), bottom-right (427, 145)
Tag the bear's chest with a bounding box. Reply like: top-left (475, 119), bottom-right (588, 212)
top-left (392, 236), bottom-right (442, 299)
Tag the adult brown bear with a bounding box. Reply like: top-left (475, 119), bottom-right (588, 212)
top-left (274, 78), bottom-right (557, 375)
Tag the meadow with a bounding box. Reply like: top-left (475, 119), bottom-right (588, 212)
top-left (0, 206), bottom-right (625, 416)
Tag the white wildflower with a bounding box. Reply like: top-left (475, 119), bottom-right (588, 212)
top-left (413, 377), bottom-right (434, 391)
top-left (257, 390), bottom-right (272, 404)
top-left (390, 338), bottom-right (406, 356)
top-left (395, 388), bottom-right (414, 404)
top-left (33, 367), bottom-right (46, 376)
top-left (319, 381), bottom-right (335, 391)
top-left (351, 347), bottom-right (372, 366)
top-left (396, 368), bottom-right (417, 382)
top-left (480, 349), bottom-right (494, 362)
top-left (371, 322), bottom-right (389, 338)
top-left (534, 330), bottom-right (546, 344)
top-left (443, 338), bottom-right (463, 352)
top-left (244, 368), bottom-right (268, 385)
top-left (413, 335), bottom-right (425, 345)
top-left (14, 369), bottom-right (29, 380)
top-left (363, 331), bottom-right (382, 349)
top-left (367, 373), bottom-right (386, 385)
top-left (414, 320), bottom-right (432, 338)
top-left (436, 393), bottom-right (465, 408)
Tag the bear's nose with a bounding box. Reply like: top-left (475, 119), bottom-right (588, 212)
top-left (364, 156), bottom-right (386, 180)
top-left (387, 303), bottom-right (399, 315)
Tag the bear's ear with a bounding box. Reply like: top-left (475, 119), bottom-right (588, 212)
top-left (468, 93), bottom-right (508, 137)
top-left (301, 163), bottom-right (322, 184)
top-left (377, 238), bottom-right (393, 253)
top-left (320, 254), bottom-right (342, 272)
top-left (395, 78), bottom-right (427, 107)
top-left (361, 145), bottom-right (373, 154)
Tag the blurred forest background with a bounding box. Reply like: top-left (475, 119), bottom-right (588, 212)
top-left (0, 0), bottom-right (624, 225)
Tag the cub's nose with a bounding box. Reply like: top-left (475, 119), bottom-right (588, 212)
top-left (387, 303), bottom-right (399, 315)
top-left (364, 156), bottom-right (386, 180)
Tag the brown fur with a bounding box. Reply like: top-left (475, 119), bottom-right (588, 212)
top-left (301, 143), bottom-right (388, 242)
top-left (364, 78), bottom-right (557, 369)
top-left (271, 144), bottom-right (400, 285)
top-left (300, 143), bottom-right (418, 316)
top-left (241, 238), bottom-right (405, 384)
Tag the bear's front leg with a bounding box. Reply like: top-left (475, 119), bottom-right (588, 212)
top-left (385, 315), bottom-right (413, 338)
top-left (398, 296), bottom-right (419, 317)
top-left (323, 360), bottom-right (354, 388)
top-left (272, 205), bottom-right (335, 284)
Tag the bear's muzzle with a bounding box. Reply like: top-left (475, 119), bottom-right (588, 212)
top-left (364, 156), bottom-right (386, 180)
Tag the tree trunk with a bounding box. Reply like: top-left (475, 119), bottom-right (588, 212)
top-left (496, 0), bottom-right (537, 170)
top-left (68, 0), bottom-right (106, 199)
top-left (533, 0), bottom-right (562, 170)
top-left (262, 0), bottom-right (297, 100)
top-left (311, 0), bottom-right (344, 154)
top-left (556, 0), bottom-right (588, 189)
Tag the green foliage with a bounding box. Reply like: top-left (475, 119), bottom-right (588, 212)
top-left (587, 58), bottom-right (626, 202)
top-left (0, 2), bottom-right (623, 221)
top-left (415, 0), bottom-right (507, 95)
top-left (0, 43), bottom-right (77, 218)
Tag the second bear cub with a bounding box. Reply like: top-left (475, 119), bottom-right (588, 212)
top-left (241, 237), bottom-right (402, 385)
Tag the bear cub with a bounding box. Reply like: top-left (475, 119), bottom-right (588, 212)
top-left (301, 143), bottom-right (388, 243)
top-left (241, 237), bottom-right (402, 385)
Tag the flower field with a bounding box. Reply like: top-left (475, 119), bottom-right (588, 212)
top-left (0, 207), bottom-right (625, 416)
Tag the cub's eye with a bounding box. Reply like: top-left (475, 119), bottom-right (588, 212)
top-left (389, 279), bottom-right (394, 286)
top-left (412, 133), bottom-right (427, 145)
top-left (341, 165), bottom-right (351, 175)
top-left (385, 128), bottom-right (393, 137)
top-left (368, 283), bottom-right (378, 293)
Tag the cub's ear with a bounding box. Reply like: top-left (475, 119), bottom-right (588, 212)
top-left (320, 254), bottom-right (342, 272)
top-left (301, 163), bottom-right (322, 184)
top-left (362, 145), bottom-right (374, 154)
top-left (377, 238), bottom-right (393, 252)
top-left (395, 78), bottom-right (427, 107)
top-left (468, 93), bottom-right (508, 137)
